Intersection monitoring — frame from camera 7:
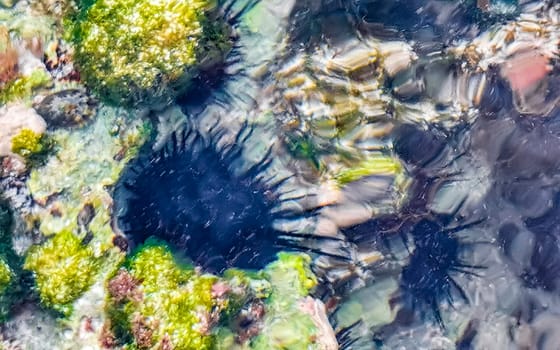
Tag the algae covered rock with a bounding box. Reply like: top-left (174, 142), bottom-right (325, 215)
top-left (70, 0), bottom-right (229, 108)
top-left (0, 198), bottom-right (25, 321)
top-left (105, 240), bottom-right (227, 349)
top-left (216, 253), bottom-right (335, 350)
top-left (0, 104), bottom-right (47, 161)
top-left (23, 230), bottom-right (101, 315)
top-left (104, 241), bottom-right (335, 350)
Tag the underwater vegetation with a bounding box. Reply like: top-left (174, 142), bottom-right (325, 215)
top-left (105, 240), bottom-right (221, 349)
top-left (69, 0), bottom-right (233, 108)
top-left (0, 198), bottom-right (23, 321)
top-left (114, 123), bottom-right (317, 272)
top-left (10, 128), bottom-right (54, 167)
top-left (23, 229), bottom-right (101, 315)
top-left (105, 241), bottom-right (327, 349)
top-left (0, 70), bottom-right (51, 105)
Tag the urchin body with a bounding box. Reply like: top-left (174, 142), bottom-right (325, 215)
top-left (341, 191), bottom-right (483, 328)
top-left (399, 216), bottom-right (480, 327)
top-left (115, 127), bottom-right (286, 272)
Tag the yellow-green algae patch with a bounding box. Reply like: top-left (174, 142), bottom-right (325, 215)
top-left (70, 0), bottom-right (224, 107)
top-left (23, 105), bottom-right (149, 316)
top-left (0, 69), bottom-right (52, 105)
top-left (217, 253), bottom-right (324, 350)
top-left (10, 128), bottom-right (54, 166)
top-left (107, 241), bottom-right (221, 349)
top-left (105, 242), bottom-right (326, 350)
top-left (0, 259), bottom-right (12, 295)
top-left (249, 252), bottom-right (319, 349)
top-left (23, 230), bottom-right (101, 315)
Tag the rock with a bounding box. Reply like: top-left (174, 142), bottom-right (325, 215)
top-left (33, 89), bottom-right (97, 129)
top-left (0, 104), bottom-right (46, 157)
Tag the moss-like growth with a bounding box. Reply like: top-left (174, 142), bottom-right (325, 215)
top-left (265, 252), bottom-right (317, 297)
top-left (107, 240), bottom-right (224, 349)
top-left (27, 106), bottom-right (151, 250)
top-left (11, 128), bottom-right (54, 166)
top-left (70, 0), bottom-right (228, 107)
top-left (248, 253), bottom-right (319, 349)
top-left (23, 230), bottom-right (101, 315)
top-left (0, 258), bottom-right (12, 294)
top-left (216, 253), bottom-right (324, 349)
top-left (0, 69), bottom-right (51, 104)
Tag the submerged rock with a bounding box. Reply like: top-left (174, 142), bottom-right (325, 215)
top-left (33, 88), bottom-right (97, 129)
top-left (0, 104), bottom-right (46, 158)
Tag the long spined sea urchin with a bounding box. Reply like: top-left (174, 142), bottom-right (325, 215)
top-left (113, 123), bottom-right (320, 272)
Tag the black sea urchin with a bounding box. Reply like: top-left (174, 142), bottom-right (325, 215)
top-left (341, 176), bottom-right (484, 328)
top-left (399, 213), bottom-right (482, 327)
top-left (114, 124), bottom-right (305, 272)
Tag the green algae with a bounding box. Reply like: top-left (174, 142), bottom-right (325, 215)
top-left (0, 198), bottom-right (24, 321)
top-left (216, 253), bottom-right (324, 350)
top-left (0, 259), bottom-right (12, 295)
top-left (23, 230), bottom-right (101, 315)
top-left (333, 155), bottom-right (404, 186)
top-left (249, 253), bottom-right (319, 350)
top-left (0, 69), bottom-right (51, 105)
top-left (69, 0), bottom-right (226, 107)
top-left (10, 128), bottom-right (54, 167)
top-left (104, 243), bottom-right (326, 350)
top-left (27, 106), bottom-right (151, 252)
top-left (107, 241), bottom-right (221, 349)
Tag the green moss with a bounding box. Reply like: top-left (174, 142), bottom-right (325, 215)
top-left (0, 69), bottom-right (51, 105)
top-left (70, 0), bottom-right (227, 107)
top-left (10, 128), bottom-right (54, 166)
top-left (0, 259), bottom-right (12, 294)
top-left (109, 241), bottom-right (221, 349)
top-left (23, 230), bottom-right (101, 315)
top-left (127, 242), bottom-right (192, 292)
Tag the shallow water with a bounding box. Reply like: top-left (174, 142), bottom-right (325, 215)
top-left (3, 0), bottom-right (560, 349)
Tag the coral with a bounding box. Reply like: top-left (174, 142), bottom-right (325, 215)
top-left (69, 0), bottom-right (227, 107)
top-left (23, 229), bottom-right (101, 315)
top-left (114, 125), bottom-right (309, 272)
top-left (106, 241), bottom-right (223, 349)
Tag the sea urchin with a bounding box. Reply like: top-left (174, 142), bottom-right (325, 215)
top-left (113, 123), bottom-right (304, 272)
top-left (341, 189), bottom-right (484, 328)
